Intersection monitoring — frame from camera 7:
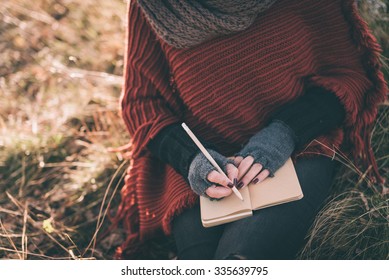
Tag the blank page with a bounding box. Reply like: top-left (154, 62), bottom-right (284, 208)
top-left (248, 158), bottom-right (303, 210)
top-left (200, 185), bottom-right (252, 222)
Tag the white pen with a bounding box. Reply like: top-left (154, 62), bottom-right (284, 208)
top-left (181, 122), bottom-right (244, 201)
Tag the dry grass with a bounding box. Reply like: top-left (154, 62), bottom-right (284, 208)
top-left (0, 0), bottom-right (388, 259)
top-left (296, 1), bottom-right (389, 259)
top-left (0, 0), bottom-right (131, 259)
top-left (298, 105), bottom-right (389, 259)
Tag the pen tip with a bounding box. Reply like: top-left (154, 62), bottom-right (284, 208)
top-left (231, 186), bottom-right (243, 201)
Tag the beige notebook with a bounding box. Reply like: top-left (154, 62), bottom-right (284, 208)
top-left (200, 158), bottom-right (303, 227)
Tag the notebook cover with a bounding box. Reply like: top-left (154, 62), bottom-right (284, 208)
top-left (201, 210), bottom-right (253, 228)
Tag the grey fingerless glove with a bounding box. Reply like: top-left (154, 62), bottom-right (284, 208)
top-left (235, 120), bottom-right (297, 177)
top-left (188, 149), bottom-right (233, 198)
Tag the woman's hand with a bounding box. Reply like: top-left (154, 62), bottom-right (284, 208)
top-left (233, 120), bottom-right (297, 189)
top-left (188, 150), bottom-right (239, 199)
top-left (204, 161), bottom-right (239, 199)
top-left (230, 156), bottom-right (271, 189)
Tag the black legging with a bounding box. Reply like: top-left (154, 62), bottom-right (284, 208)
top-left (171, 155), bottom-right (339, 260)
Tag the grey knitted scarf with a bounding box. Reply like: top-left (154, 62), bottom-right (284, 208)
top-left (136, 0), bottom-right (277, 49)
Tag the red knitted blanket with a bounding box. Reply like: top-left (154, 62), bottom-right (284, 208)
top-left (112, 0), bottom-right (387, 258)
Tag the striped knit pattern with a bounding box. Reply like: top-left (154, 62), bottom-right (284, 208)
top-left (113, 0), bottom-right (387, 258)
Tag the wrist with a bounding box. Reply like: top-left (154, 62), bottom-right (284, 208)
top-left (235, 120), bottom-right (296, 176)
top-left (270, 119), bottom-right (298, 146)
top-left (188, 149), bottom-right (233, 197)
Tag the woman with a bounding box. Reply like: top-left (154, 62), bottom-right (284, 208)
top-left (112, 0), bottom-right (387, 259)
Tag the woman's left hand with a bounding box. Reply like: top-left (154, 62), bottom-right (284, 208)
top-left (228, 156), bottom-right (270, 189)
top-left (227, 119), bottom-right (297, 190)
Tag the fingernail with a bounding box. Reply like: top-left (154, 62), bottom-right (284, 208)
top-left (227, 182), bottom-right (234, 188)
top-left (252, 178), bottom-right (259, 184)
top-left (237, 182), bottom-right (244, 189)
top-left (234, 178), bottom-right (238, 186)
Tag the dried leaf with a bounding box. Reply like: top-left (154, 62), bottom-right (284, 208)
top-left (42, 218), bottom-right (54, 233)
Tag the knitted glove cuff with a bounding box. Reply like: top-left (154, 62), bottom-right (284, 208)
top-left (235, 120), bottom-right (296, 176)
top-left (188, 149), bottom-right (234, 198)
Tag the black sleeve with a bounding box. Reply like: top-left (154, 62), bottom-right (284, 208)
top-left (147, 123), bottom-right (218, 179)
top-left (271, 87), bottom-right (346, 149)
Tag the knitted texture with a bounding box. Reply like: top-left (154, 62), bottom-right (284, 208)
top-left (113, 0), bottom-right (388, 259)
top-left (235, 120), bottom-right (297, 177)
top-left (136, 0), bottom-right (277, 48)
top-left (188, 150), bottom-right (234, 198)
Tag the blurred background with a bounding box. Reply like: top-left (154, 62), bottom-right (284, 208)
top-left (0, 0), bottom-right (388, 260)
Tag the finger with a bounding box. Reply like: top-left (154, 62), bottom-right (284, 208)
top-left (252, 169), bottom-right (271, 184)
top-left (233, 156), bottom-right (244, 167)
top-left (237, 156), bottom-right (254, 181)
top-left (207, 170), bottom-right (233, 187)
top-left (226, 163), bottom-right (239, 185)
top-left (205, 185), bottom-right (232, 198)
top-left (237, 162), bottom-right (263, 189)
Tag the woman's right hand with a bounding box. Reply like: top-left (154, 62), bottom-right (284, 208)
top-left (188, 150), bottom-right (238, 199)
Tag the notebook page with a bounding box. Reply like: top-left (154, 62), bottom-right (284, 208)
top-left (200, 185), bottom-right (252, 221)
top-left (248, 158), bottom-right (303, 210)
